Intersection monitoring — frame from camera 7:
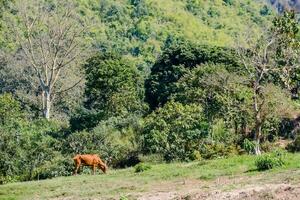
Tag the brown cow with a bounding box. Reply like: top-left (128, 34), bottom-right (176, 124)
top-left (73, 154), bottom-right (108, 175)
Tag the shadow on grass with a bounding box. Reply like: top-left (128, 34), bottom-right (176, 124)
top-left (244, 168), bottom-right (259, 173)
top-left (198, 174), bottom-right (216, 180)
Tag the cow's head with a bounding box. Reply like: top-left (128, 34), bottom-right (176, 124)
top-left (98, 162), bottom-right (108, 174)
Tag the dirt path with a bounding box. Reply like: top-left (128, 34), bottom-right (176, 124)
top-left (138, 183), bottom-right (300, 200)
top-left (136, 171), bottom-right (300, 200)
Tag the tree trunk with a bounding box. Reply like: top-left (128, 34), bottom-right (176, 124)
top-left (254, 107), bottom-right (262, 155)
top-left (43, 89), bottom-right (51, 119)
top-left (254, 124), bottom-right (262, 155)
top-left (253, 82), bottom-right (262, 155)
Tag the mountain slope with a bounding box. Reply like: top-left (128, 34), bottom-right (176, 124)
top-left (1, 0), bottom-right (275, 72)
top-left (0, 0), bottom-right (276, 116)
top-left (76, 0), bottom-right (274, 72)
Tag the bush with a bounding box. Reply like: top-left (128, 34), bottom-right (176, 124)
top-left (0, 93), bottom-right (24, 125)
top-left (210, 119), bottom-right (236, 144)
top-left (114, 153), bottom-right (140, 168)
top-left (120, 196), bottom-right (129, 200)
top-left (255, 150), bottom-right (285, 171)
top-left (65, 117), bottom-right (141, 168)
top-left (189, 150), bottom-right (202, 161)
top-left (134, 163), bottom-right (151, 173)
top-left (242, 138), bottom-right (255, 154)
top-left (0, 118), bottom-right (66, 183)
top-left (142, 101), bottom-right (209, 161)
top-left (33, 154), bottom-right (74, 180)
top-left (199, 143), bottom-right (239, 159)
top-left (287, 136), bottom-right (300, 152)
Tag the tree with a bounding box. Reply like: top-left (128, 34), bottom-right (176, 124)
top-left (145, 41), bottom-right (241, 110)
top-left (84, 52), bottom-right (147, 117)
top-left (4, 0), bottom-right (89, 119)
top-left (271, 11), bottom-right (300, 98)
top-left (70, 52), bottom-right (147, 131)
top-left (237, 12), bottom-right (298, 154)
top-left (174, 64), bottom-right (253, 136)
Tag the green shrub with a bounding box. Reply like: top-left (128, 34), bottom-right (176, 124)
top-left (189, 150), bottom-right (202, 161)
top-left (242, 138), bottom-right (255, 154)
top-left (255, 150), bottom-right (285, 171)
top-left (287, 136), bottom-right (300, 152)
top-left (33, 154), bottom-right (74, 180)
top-left (142, 101), bottom-right (209, 161)
top-left (0, 118), bottom-right (66, 183)
top-left (200, 143), bottom-right (239, 159)
top-left (65, 117), bottom-right (141, 168)
top-left (0, 93), bottom-right (24, 125)
top-left (210, 119), bottom-right (235, 144)
top-left (0, 175), bottom-right (15, 185)
top-left (134, 163), bottom-right (151, 173)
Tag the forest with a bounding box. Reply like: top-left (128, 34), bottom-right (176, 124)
top-left (1, 0), bottom-right (300, 186)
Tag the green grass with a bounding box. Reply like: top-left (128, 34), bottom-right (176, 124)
top-left (1, 153), bottom-right (300, 200)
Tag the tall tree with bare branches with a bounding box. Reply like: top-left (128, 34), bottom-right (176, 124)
top-left (4, 0), bottom-right (90, 119)
top-left (237, 11), bottom-right (299, 155)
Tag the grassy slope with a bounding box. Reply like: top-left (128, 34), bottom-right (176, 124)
top-left (1, 153), bottom-right (300, 200)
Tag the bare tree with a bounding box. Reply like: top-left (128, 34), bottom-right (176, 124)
top-left (237, 24), bottom-right (297, 155)
top-left (4, 0), bottom-right (90, 119)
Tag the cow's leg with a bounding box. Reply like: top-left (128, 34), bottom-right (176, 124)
top-left (74, 164), bottom-right (80, 175)
top-left (73, 158), bottom-right (81, 175)
top-left (92, 164), bottom-right (96, 175)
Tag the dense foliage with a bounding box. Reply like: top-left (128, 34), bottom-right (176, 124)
top-left (142, 101), bottom-right (209, 161)
top-left (0, 0), bottom-right (300, 184)
top-left (145, 42), bottom-right (242, 109)
top-left (84, 53), bottom-right (147, 117)
top-left (0, 94), bottom-right (67, 183)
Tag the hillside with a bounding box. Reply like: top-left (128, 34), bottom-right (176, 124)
top-left (1, 154), bottom-right (300, 200)
top-left (2, 0), bottom-right (300, 196)
top-left (78, 0), bottom-right (274, 71)
top-left (0, 0), bottom-right (272, 69)
top-left (0, 0), bottom-right (275, 115)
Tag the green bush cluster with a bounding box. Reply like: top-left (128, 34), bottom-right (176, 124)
top-left (255, 150), bottom-right (285, 171)
top-left (134, 163), bottom-right (151, 173)
top-left (287, 136), bottom-right (300, 152)
top-left (200, 143), bottom-right (240, 159)
top-left (242, 138), bottom-right (256, 154)
top-left (142, 101), bottom-right (209, 161)
top-left (0, 118), bottom-right (65, 183)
